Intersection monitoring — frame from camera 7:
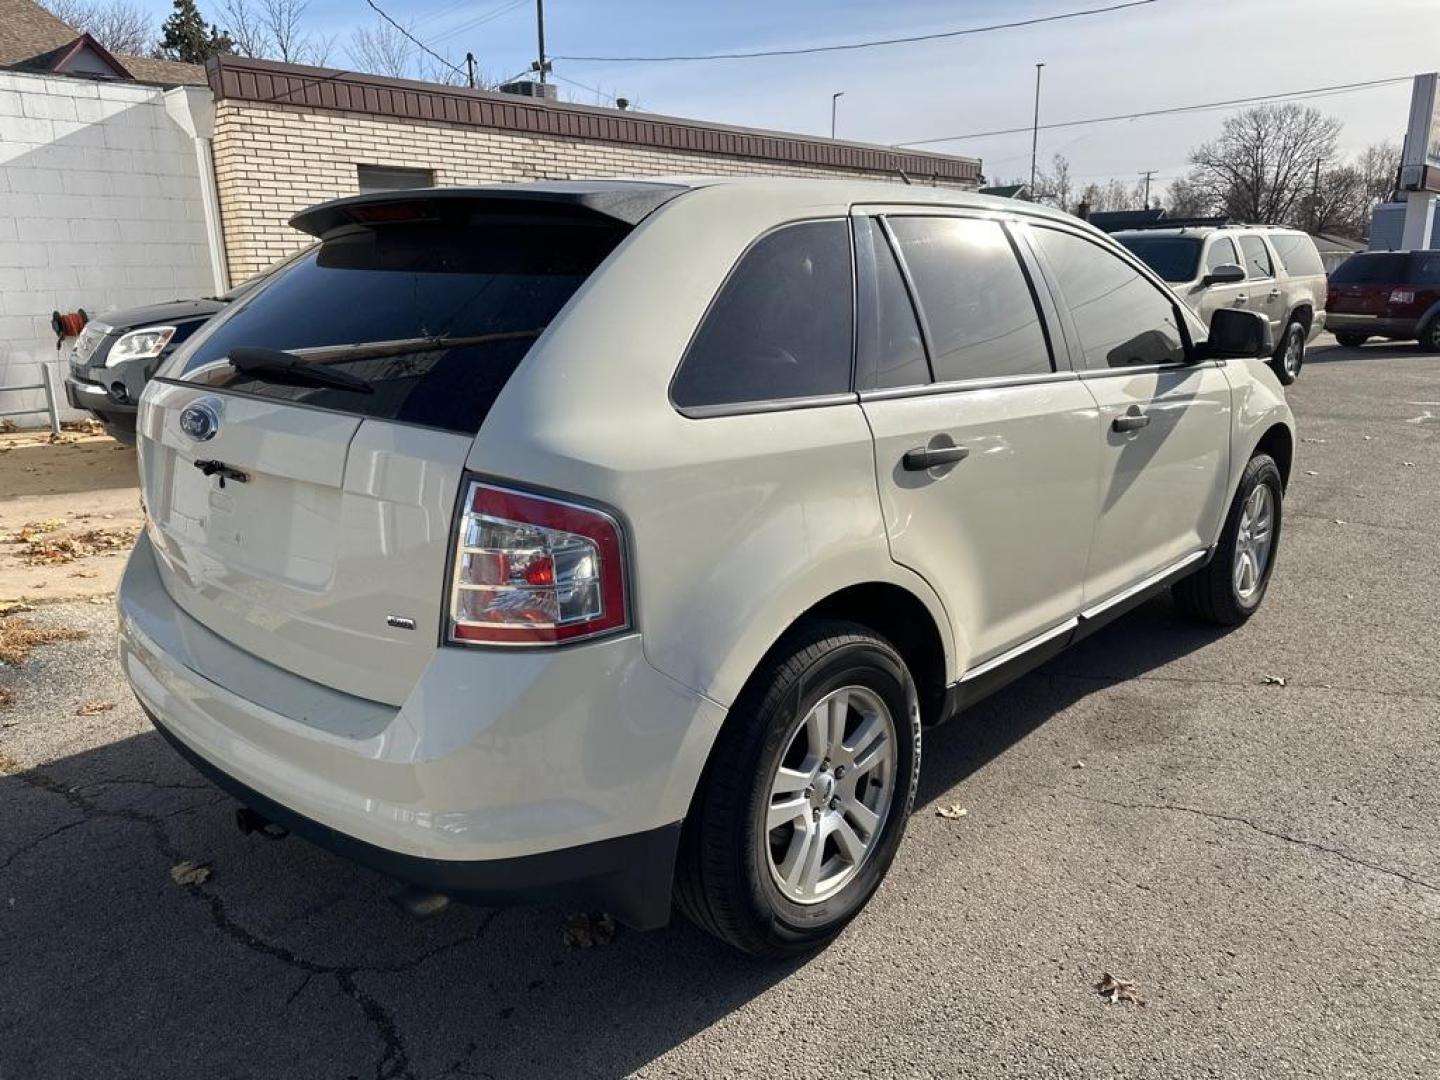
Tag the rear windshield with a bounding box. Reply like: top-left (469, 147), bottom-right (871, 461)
top-left (1329, 252), bottom-right (1411, 285)
top-left (163, 218), bottom-right (625, 433)
top-left (1115, 237), bottom-right (1201, 283)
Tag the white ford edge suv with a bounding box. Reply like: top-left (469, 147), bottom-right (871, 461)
top-left (119, 178), bottom-right (1293, 957)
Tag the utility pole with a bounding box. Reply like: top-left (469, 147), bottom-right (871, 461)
top-left (1139, 169), bottom-right (1157, 209)
top-left (465, 51), bottom-right (476, 89)
top-left (1029, 62), bottom-right (1044, 194)
top-left (534, 0), bottom-right (548, 85)
top-left (831, 91), bottom-right (844, 139)
top-left (1312, 156), bottom-right (1322, 231)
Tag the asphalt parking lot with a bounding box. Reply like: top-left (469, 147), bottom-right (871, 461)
top-left (2, 335), bottom-right (1438, 1079)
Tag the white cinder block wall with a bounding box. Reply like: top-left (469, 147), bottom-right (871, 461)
top-left (0, 71), bottom-right (213, 424)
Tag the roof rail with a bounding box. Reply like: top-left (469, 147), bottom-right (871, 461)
top-left (1112, 215), bottom-right (1233, 232)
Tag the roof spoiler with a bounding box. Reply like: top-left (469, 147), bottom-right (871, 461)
top-left (290, 182), bottom-right (689, 239)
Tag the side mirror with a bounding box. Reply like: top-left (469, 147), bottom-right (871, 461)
top-left (1201, 308), bottom-right (1274, 360)
top-left (1202, 262), bottom-right (1246, 286)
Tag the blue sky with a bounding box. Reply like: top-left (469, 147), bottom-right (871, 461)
top-left (138, 0), bottom-right (1440, 187)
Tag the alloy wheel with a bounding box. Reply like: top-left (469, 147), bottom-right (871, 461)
top-left (763, 686), bottom-right (897, 904)
top-left (1233, 482), bottom-right (1275, 601)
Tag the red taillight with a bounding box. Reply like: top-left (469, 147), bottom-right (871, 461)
top-left (447, 481), bottom-right (629, 646)
top-left (1390, 289), bottom-right (1416, 305)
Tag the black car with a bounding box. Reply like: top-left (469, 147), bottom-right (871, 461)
top-left (63, 249), bottom-right (308, 442)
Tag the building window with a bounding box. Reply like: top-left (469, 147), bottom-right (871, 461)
top-left (356, 165), bottom-right (435, 194)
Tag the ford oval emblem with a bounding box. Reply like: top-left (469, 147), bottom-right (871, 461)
top-left (179, 398), bottom-right (222, 442)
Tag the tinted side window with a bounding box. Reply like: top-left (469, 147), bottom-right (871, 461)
top-left (1411, 252), bottom-right (1440, 285)
top-left (855, 217), bottom-right (929, 389)
top-left (1268, 233), bottom-right (1325, 278)
top-left (672, 220), bottom-right (853, 409)
top-left (887, 216), bottom-right (1050, 382)
top-left (1205, 237), bottom-right (1239, 272)
top-left (1329, 253), bottom-right (1410, 284)
top-left (1033, 227), bottom-right (1186, 369)
top-left (1239, 236), bottom-right (1274, 278)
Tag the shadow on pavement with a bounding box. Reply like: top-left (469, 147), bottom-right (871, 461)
top-left (0, 595), bottom-right (1227, 1079)
top-left (1305, 340), bottom-right (1430, 364)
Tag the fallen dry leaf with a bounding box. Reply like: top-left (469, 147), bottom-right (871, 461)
top-left (561, 912), bottom-right (615, 949)
top-left (1262, 675), bottom-right (1287, 687)
top-left (0, 601), bottom-right (35, 618)
top-left (1096, 972), bottom-right (1146, 1006)
top-left (1332, 519), bottom-right (1346, 526)
top-left (0, 686), bottom-right (11, 710)
top-left (70, 570), bottom-right (98, 579)
top-left (1402, 461), bottom-right (1416, 468)
top-left (936, 804), bottom-right (968, 819)
top-left (60, 419), bottom-right (105, 435)
top-left (0, 619), bottom-right (88, 667)
top-left (1305, 470), bottom-right (1319, 476)
top-left (12, 525), bottom-right (139, 566)
top-left (1072, 760), bottom-right (1086, 769)
top-left (75, 700), bottom-right (115, 716)
top-left (170, 861), bottom-right (211, 887)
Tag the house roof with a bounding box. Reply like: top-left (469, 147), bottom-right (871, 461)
top-left (0, 0), bottom-right (205, 86)
top-left (207, 55), bottom-right (983, 184)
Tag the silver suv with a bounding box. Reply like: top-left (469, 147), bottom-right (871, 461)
top-left (119, 179), bottom-right (1293, 957)
top-left (1115, 223), bottom-right (1327, 385)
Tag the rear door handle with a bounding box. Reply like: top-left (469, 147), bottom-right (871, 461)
top-left (1233, 294), bottom-right (1248, 304)
top-left (903, 445), bottom-right (970, 471)
top-left (1112, 410), bottom-right (1151, 433)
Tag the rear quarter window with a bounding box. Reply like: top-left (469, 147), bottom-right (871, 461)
top-left (1329, 253), bottom-right (1410, 284)
top-left (670, 219), bottom-right (854, 411)
top-left (165, 218), bottom-right (626, 434)
top-left (1268, 233), bottom-right (1326, 278)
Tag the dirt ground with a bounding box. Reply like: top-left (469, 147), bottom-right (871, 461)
top-left (0, 425), bottom-right (143, 607)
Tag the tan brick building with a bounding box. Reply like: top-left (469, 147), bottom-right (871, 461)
top-left (206, 56), bottom-right (981, 282)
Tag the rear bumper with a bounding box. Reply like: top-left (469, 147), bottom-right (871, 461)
top-left (1325, 313), bottom-right (1419, 338)
top-left (147, 710), bottom-right (681, 926)
top-left (118, 533), bottom-right (725, 928)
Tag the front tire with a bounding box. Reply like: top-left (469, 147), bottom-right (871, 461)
top-left (1271, 320), bottom-right (1305, 385)
top-left (675, 621), bottom-right (920, 958)
top-left (1334, 331), bottom-right (1368, 348)
top-left (1173, 453), bottom-right (1283, 625)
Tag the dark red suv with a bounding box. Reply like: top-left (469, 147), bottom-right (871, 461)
top-left (1326, 250), bottom-right (1440, 350)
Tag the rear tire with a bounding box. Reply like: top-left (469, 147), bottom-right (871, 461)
top-left (1334, 331), bottom-right (1368, 348)
top-left (1271, 320), bottom-right (1305, 385)
top-left (674, 621), bottom-right (920, 958)
top-left (1173, 453), bottom-right (1283, 626)
top-left (1421, 320), bottom-right (1440, 353)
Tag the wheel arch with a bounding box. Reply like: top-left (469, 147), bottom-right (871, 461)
top-left (1254, 421), bottom-right (1294, 489)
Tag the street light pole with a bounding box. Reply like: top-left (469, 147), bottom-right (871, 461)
top-left (831, 91), bottom-right (844, 139)
top-left (1029, 62), bottom-right (1044, 193)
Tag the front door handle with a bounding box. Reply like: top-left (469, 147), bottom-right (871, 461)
top-left (1233, 294), bottom-right (1248, 304)
top-left (903, 445), bottom-right (970, 471)
top-left (1112, 408), bottom-right (1151, 433)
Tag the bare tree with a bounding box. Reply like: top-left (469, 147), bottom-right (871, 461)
top-left (43, 0), bottom-right (153, 54)
top-left (1356, 141), bottom-right (1401, 205)
top-left (218, 0), bottom-right (267, 57)
top-left (262, 0), bottom-right (310, 63)
top-left (348, 19), bottom-right (413, 77)
top-left (1185, 104), bottom-right (1342, 225)
top-left (1164, 176), bottom-right (1214, 217)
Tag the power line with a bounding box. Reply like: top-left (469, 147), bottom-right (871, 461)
top-left (897, 74), bottom-right (1413, 147)
top-left (551, 72), bottom-right (619, 105)
top-left (552, 0), bottom-right (1157, 63)
top-left (363, 0), bottom-right (469, 81)
top-left (428, 0), bottom-right (527, 40)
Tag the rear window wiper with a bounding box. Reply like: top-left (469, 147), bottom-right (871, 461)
top-left (298, 330), bottom-right (546, 364)
top-left (228, 347), bottom-right (375, 394)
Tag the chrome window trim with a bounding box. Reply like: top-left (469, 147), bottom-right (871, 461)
top-left (857, 368), bottom-right (1078, 402)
